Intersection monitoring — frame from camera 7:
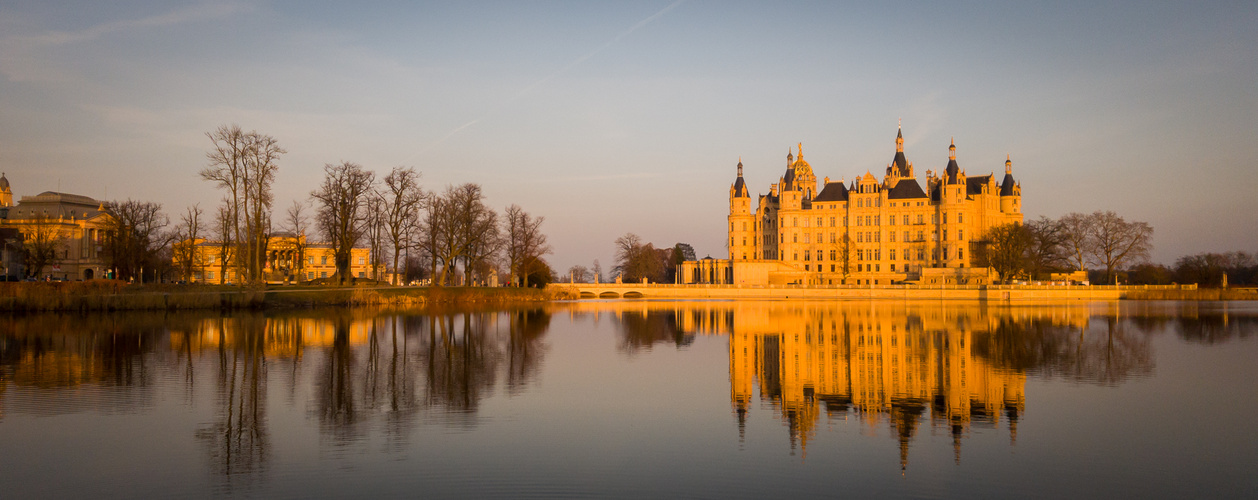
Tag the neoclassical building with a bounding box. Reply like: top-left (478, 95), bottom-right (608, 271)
top-left (177, 233), bottom-right (376, 284)
top-left (0, 173), bottom-right (112, 280)
top-left (682, 127), bottom-right (1023, 286)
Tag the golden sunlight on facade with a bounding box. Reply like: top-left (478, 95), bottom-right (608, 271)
top-left (682, 128), bottom-right (1023, 287)
top-left (0, 174), bottom-right (112, 280)
top-left (174, 234), bottom-right (376, 284)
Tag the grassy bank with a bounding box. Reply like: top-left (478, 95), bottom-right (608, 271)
top-left (0, 281), bottom-right (563, 312)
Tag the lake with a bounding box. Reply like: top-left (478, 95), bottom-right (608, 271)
top-left (1, 300), bottom-right (1255, 499)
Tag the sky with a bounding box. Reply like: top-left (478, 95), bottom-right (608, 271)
top-left (1, 1), bottom-right (1255, 270)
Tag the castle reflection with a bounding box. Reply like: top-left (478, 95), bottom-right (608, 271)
top-left (566, 300), bottom-right (1192, 469)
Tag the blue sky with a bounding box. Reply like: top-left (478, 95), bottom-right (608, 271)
top-left (2, 1), bottom-right (1255, 269)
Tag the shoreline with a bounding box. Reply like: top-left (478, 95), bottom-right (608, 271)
top-left (0, 282), bottom-right (1252, 313)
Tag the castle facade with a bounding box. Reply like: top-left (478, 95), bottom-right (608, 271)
top-left (683, 127), bottom-right (1023, 286)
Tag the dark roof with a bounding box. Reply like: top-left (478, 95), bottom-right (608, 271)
top-left (782, 165), bottom-right (796, 192)
top-left (966, 175), bottom-right (992, 196)
top-left (945, 159), bottom-right (961, 184)
top-left (887, 178), bottom-right (928, 199)
top-left (1000, 173), bottom-right (1017, 196)
top-left (813, 181), bottom-right (849, 202)
top-left (929, 184), bottom-right (941, 203)
top-left (892, 151), bottom-right (908, 176)
top-left (732, 176), bottom-right (747, 197)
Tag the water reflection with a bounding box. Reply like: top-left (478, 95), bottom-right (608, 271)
top-left (2, 301), bottom-right (1256, 486)
top-left (571, 301), bottom-right (1258, 469)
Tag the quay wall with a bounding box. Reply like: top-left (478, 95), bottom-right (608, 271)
top-left (558, 284), bottom-right (1217, 301)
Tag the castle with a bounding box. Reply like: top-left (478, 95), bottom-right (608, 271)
top-left (681, 126), bottom-right (1023, 286)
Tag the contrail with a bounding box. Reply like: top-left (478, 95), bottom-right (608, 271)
top-left (406, 0), bottom-right (685, 159)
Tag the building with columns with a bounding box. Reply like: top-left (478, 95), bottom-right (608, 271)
top-left (0, 173), bottom-right (112, 280)
top-left (681, 127), bottom-right (1023, 286)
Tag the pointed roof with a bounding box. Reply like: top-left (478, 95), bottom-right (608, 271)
top-left (813, 181), bottom-right (849, 202)
top-left (732, 159), bottom-right (747, 197)
top-left (887, 178), bottom-right (928, 199)
top-left (1000, 155), bottom-right (1017, 196)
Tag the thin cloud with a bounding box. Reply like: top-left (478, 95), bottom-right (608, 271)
top-left (15, 3), bottom-right (250, 46)
top-left (405, 0), bottom-right (686, 161)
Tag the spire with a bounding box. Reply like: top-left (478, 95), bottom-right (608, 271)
top-left (787, 149), bottom-right (793, 164)
top-left (896, 123), bottom-right (904, 152)
top-left (948, 137), bottom-right (956, 160)
top-left (1005, 154), bottom-right (1012, 174)
top-left (737, 157), bottom-right (743, 177)
top-left (797, 142), bottom-right (803, 159)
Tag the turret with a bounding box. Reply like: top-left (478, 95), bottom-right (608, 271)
top-left (728, 159), bottom-right (755, 261)
top-left (0, 172), bottom-right (11, 207)
top-left (1000, 154), bottom-right (1021, 214)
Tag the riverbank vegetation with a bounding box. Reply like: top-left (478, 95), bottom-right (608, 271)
top-left (0, 281), bottom-right (557, 313)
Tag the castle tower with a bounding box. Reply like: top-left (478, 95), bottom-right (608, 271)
top-left (940, 139), bottom-right (966, 268)
top-left (999, 155), bottom-right (1021, 217)
top-left (0, 173), bottom-right (11, 207)
top-left (729, 159), bottom-right (755, 261)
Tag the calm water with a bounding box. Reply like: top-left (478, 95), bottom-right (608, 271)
top-left (1, 301), bottom-right (1256, 499)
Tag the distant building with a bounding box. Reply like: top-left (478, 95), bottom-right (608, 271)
top-left (176, 233), bottom-right (377, 284)
top-left (0, 173), bottom-right (112, 280)
top-left (681, 127), bottom-right (1023, 286)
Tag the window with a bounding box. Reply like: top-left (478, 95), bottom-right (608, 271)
top-left (321, 256), bottom-right (328, 265)
top-left (875, 250), bottom-right (881, 260)
top-left (890, 249), bottom-right (896, 260)
top-left (958, 248), bottom-right (965, 260)
top-left (831, 265), bottom-right (835, 272)
top-left (793, 233), bottom-right (798, 243)
top-left (816, 217), bottom-right (822, 227)
top-left (904, 231), bottom-right (910, 242)
top-left (958, 229), bottom-right (964, 240)
top-left (804, 251), bottom-right (811, 261)
top-left (916, 214), bottom-right (923, 224)
top-left (890, 215), bottom-right (895, 226)
top-left (816, 250), bottom-right (823, 261)
top-left (804, 234), bottom-right (810, 244)
top-left (891, 264), bottom-right (897, 272)
top-left (358, 271), bottom-right (365, 278)
top-left (742, 237), bottom-right (746, 245)
top-left (308, 256), bottom-right (314, 265)
top-left (865, 216), bottom-right (871, 226)
top-left (829, 217), bottom-right (836, 227)
top-left (308, 272), bottom-right (314, 279)
top-left (943, 230), bottom-right (948, 241)
top-left (857, 232), bottom-right (863, 243)
top-left (856, 217), bottom-right (862, 227)
top-left (208, 271), bottom-right (215, 280)
top-left (792, 217), bottom-right (797, 227)
top-left (829, 233), bottom-right (836, 243)
top-left (958, 213), bottom-right (964, 223)
top-left (321, 271), bottom-right (328, 278)
top-left (358, 257), bottom-right (365, 265)
top-left (857, 249), bottom-right (864, 260)
top-left (829, 250), bottom-right (836, 260)
top-left (917, 231), bottom-right (924, 241)
top-left (932, 214), bottom-right (938, 224)
top-left (874, 216), bottom-right (880, 226)
top-left (875, 232), bottom-right (880, 243)
top-left (890, 232), bottom-right (896, 242)
top-left (793, 253), bottom-right (798, 261)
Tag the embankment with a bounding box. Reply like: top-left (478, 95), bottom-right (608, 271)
top-left (0, 282), bottom-right (559, 312)
top-left (1122, 287), bottom-right (1258, 301)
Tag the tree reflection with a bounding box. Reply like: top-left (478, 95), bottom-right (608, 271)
top-left (613, 309), bottom-right (694, 353)
top-left (974, 315), bottom-right (1154, 385)
top-left (195, 314), bottom-right (269, 480)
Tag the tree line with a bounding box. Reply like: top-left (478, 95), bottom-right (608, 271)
top-left (20, 124), bottom-right (552, 286)
top-left (975, 211), bottom-right (1154, 284)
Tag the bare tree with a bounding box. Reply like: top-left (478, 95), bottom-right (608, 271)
top-left (364, 193), bottom-right (387, 282)
top-left (1025, 216), bottom-right (1067, 280)
top-left (592, 259), bottom-right (602, 283)
top-left (567, 265), bottom-right (591, 283)
top-left (504, 204), bottom-right (552, 287)
top-left (173, 204), bottom-right (203, 282)
top-left (1089, 211), bottom-right (1153, 284)
top-left (975, 222), bottom-right (1033, 282)
top-left (283, 200), bottom-right (311, 282)
top-left (102, 200), bottom-right (170, 283)
top-left (21, 217), bottom-right (65, 278)
top-left (201, 124), bottom-right (285, 285)
top-left (311, 161), bottom-right (375, 285)
top-left (213, 203), bottom-right (234, 284)
top-left (427, 184), bottom-right (498, 286)
top-left (1058, 212), bottom-right (1096, 272)
top-left (381, 166), bottom-right (424, 285)
top-left (612, 233), bottom-right (664, 283)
